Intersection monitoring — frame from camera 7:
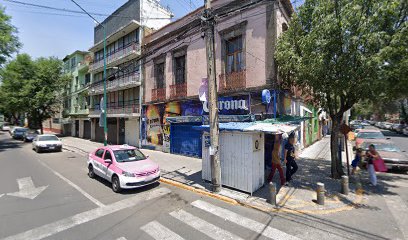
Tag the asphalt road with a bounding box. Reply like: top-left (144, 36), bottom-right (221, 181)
top-left (0, 131), bottom-right (407, 240)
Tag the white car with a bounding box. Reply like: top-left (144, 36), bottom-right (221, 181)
top-left (403, 127), bottom-right (408, 136)
top-left (1, 123), bottom-right (10, 131)
top-left (32, 134), bottom-right (63, 153)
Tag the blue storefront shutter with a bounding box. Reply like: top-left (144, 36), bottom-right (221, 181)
top-left (170, 124), bottom-right (202, 158)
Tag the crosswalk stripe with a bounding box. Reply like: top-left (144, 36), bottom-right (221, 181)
top-left (169, 209), bottom-right (243, 240)
top-left (191, 200), bottom-right (301, 240)
top-left (141, 221), bottom-right (185, 240)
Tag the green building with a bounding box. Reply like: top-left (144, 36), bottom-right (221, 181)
top-left (62, 50), bottom-right (92, 138)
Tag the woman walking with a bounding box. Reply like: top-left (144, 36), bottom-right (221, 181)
top-left (267, 135), bottom-right (285, 186)
top-left (366, 144), bottom-right (379, 186)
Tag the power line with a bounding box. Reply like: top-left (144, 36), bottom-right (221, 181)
top-left (3, 0), bottom-right (173, 20)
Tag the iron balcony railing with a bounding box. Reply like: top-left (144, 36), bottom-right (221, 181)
top-left (89, 42), bottom-right (141, 72)
top-left (89, 72), bottom-right (140, 95)
top-left (89, 101), bottom-right (140, 116)
top-left (219, 69), bottom-right (246, 92)
top-left (151, 87), bottom-right (166, 102)
top-left (169, 83), bottom-right (187, 99)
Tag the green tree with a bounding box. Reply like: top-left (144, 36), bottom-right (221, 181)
top-left (27, 57), bottom-right (70, 133)
top-left (0, 54), bottom-right (35, 124)
top-left (276, 0), bottom-right (407, 178)
top-left (0, 6), bottom-right (20, 65)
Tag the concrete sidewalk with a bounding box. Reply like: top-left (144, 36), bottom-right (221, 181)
top-left (60, 135), bottom-right (366, 215)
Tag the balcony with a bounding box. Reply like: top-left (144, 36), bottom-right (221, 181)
top-left (151, 88), bottom-right (166, 102)
top-left (89, 72), bottom-right (140, 95)
top-left (77, 61), bottom-right (89, 72)
top-left (69, 107), bottom-right (89, 116)
top-left (89, 102), bottom-right (140, 117)
top-left (89, 42), bottom-right (141, 73)
top-left (218, 69), bottom-right (246, 92)
top-left (170, 83), bottom-right (187, 99)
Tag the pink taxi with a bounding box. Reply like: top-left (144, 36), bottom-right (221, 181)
top-left (87, 145), bottom-right (160, 192)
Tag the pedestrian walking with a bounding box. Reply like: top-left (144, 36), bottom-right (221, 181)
top-left (284, 134), bottom-right (298, 185)
top-left (366, 144), bottom-right (379, 186)
top-left (351, 148), bottom-right (363, 175)
top-left (267, 134), bottom-right (285, 186)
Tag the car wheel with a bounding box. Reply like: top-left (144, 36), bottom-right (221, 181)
top-left (88, 165), bottom-right (95, 179)
top-left (112, 175), bottom-right (121, 193)
top-left (35, 147), bottom-right (41, 153)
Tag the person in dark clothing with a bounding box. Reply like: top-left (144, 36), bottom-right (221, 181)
top-left (284, 135), bottom-right (298, 185)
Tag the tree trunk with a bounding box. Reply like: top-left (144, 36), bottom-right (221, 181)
top-left (40, 120), bottom-right (44, 134)
top-left (330, 116), bottom-right (344, 179)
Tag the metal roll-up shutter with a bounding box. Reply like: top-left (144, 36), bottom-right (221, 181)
top-left (170, 123), bottom-right (202, 158)
top-left (83, 120), bottom-right (91, 139)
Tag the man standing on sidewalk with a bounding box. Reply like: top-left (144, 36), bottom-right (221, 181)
top-left (285, 134), bottom-right (298, 185)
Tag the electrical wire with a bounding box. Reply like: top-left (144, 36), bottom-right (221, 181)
top-left (3, 0), bottom-right (174, 20)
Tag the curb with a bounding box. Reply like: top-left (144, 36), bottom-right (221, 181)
top-left (160, 176), bottom-right (366, 215)
top-left (63, 142), bottom-right (366, 215)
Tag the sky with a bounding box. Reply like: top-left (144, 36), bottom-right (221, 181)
top-left (1, 0), bottom-right (303, 59)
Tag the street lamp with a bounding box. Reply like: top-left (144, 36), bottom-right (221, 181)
top-left (71, 0), bottom-right (108, 146)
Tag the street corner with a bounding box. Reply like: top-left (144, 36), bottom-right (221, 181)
top-left (243, 185), bottom-right (365, 215)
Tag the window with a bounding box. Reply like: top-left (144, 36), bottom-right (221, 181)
top-left (282, 23), bottom-right (288, 32)
top-left (71, 57), bottom-right (76, 69)
top-left (226, 36), bottom-right (244, 73)
top-left (104, 150), bottom-right (112, 160)
top-left (174, 55), bottom-right (186, 84)
top-left (95, 149), bottom-right (104, 158)
top-left (52, 118), bottom-right (60, 124)
top-left (85, 74), bottom-right (91, 84)
top-left (155, 62), bottom-right (165, 89)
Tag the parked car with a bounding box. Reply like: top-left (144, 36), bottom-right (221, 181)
top-left (383, 122), bottom-right (393, 130)
top-left (355, 129), bottom-right (386, 149)
top-left (403, 127), bottom-right (408, 136)
top-left (350, 124), bottom-right (364, 131)
top-left (32, 134), bottom-right (62, 153)
top-left (10, 126), bottom-right (24, 137)
top-left (360, 140), bottom-right (408, 171)
top-left (23, 129), bottom-right (40, 142)
top-left (87, 145), bottom-right (160, 193)
top-left (1, 122), bottom-right (10, 131)
top-left (392, 124), bottom-right (405, 134)
top-left (12, 127), bottom-right (28, 140)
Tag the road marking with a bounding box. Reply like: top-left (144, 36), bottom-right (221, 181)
top-left (7, 177), bottom-right (48, 200)
top-left (116, 238), bottom-right (127, 240)
top-left (141, 221), bottom-right (185, 240)
top-left (0, 194), bottom-right (3, 199)
top-left (1, 187), bottom-right (171, 240)
top-left (37, 159), bottom-right (105, 207)
top-left (384, 195), bottom-right (408, 239)
top-left (192, 200), bottom-right (301, 240)
top-left (169, 209), bottom-right (243, 240)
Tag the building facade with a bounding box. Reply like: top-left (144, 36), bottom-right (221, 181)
top-left (142, 0), bottom-right (294, 157)
top-left (62, 51), bottom-right (92, 138)
top-left (88, 0), bottom-right (172, 146)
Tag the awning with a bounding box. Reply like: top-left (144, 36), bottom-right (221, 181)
top-left (194, 122), bottom-right (299, 134)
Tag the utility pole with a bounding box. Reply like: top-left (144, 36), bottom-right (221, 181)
top-left (202, 0), bottom-right (221, 192)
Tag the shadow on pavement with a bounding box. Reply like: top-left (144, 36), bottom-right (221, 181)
top-left (0, 132), bottom-right (24, 152)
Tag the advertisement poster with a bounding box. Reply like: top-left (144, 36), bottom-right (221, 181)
top-left (144, 101), bottom-right (202, 150)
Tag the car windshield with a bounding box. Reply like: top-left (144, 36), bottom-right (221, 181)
top-left (15, 128), bottom-right (28, 132)
top-left (357, 132), bottom-right (384, 139)
top-left (27, 130), bottom-right (38, 134)
top-left (113, 149), bottom-right (146, 162)
top-left (39, 136), bottom-right (59, 141)
top-left (361, 143), bottom-right (401, 152)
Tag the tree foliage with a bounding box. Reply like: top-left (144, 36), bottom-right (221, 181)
top-left (0, 55), bottom-right (69, 132)
top-left (276, 0), bottom-right (407, 178)
top-left (0, 6), bottom-right (20, 66)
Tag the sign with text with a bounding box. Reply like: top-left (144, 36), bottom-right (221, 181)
top-left (202, 95), bottom-right (250, 115)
